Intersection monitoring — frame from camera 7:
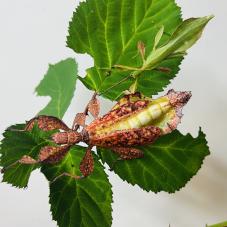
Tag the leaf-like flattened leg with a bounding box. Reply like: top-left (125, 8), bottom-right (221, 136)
top-left (88, 96), bottom-right (100, 118)
top-left (51, 172), bottom-right (84, 184)
top-left (109, 147), bottom-right (144, 171)
top-left (79, 148), bottom-right (94, 177)
top-left (39, 145), bottom-right (71, 164)
top-left (72, 112), bottom-right (86, 129)
top-left (19, 156), bottom-right (38, 164)
top-left (1, 145), bottom-right (70, 174)
top-left (25, 115), bottom-right (70, 131)
top-left (50, 147), bottom-right (94, 183)
top-left (111, 147), bottom-right (144, 160)
top-left (1, 155), bottom-right (39, 173)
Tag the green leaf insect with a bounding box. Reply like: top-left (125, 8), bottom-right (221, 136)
top-left (67, 0), bottom-right (213, 100)
top-left (68, 0), bottom-right (184, 100)
top-left (114, 16), bottom-right (213, 93)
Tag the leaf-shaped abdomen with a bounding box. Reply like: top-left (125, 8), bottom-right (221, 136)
top-left (96, 97), bottom-right (170, 135)
top-left (88, 90), bottom-right (191, 138)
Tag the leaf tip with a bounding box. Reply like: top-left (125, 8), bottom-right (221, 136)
top-left (198, 126), bottom-right (206, 138)
top-left (206, 14), bottom-right (215, 21)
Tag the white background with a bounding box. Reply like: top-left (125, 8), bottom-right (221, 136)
top-left (0, 1), bottom-right (227, 227)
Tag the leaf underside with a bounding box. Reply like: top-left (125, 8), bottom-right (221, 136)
top-left (42, 146), bottom-right (112, 227)
top-left (98, 129), bottom-right (210, 193)
top-left (67, 0), bottom-right (183, 100)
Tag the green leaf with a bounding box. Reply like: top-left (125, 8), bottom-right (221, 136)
top-left (98, 129), bottom-right (210, 193)
top-left (206, 221), bottom-right (227, 227)
top-left (137, 56), bottom-right (183, 97)
top-left (0, 58), bottom-right (78, 188)
top-left (35, 59), bottom-right (113, 226)
top-left (68, 0), bottom-right (183, 99)
top-left (42, 146), bottom-right (112, 227)
top-left (79, 67), bottom-right (135, 100)
top-left (36, 58), bottom-right (78, 118)
top-left (0, 124), bottom-right (52, 188)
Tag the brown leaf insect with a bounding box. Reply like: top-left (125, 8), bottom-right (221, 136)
top-left (1, 90), bottom-right (191, 182)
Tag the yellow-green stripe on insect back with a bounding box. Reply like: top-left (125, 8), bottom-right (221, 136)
top-left (97, 89), bottom-right (191, 135)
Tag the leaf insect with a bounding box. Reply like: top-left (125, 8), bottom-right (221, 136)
top-left (1, 89), bottom-right (191, 182)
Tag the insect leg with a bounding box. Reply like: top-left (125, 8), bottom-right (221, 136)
top-left (109, 147), bottom-right (144, 171)
top-left (25, 115), bottom-right (70, 131)
top-left (79, 147), bottom-right (94, 177)
top-left (88, 95), bottom-right (100, 119)
top-left (51, 172), bottom-right (84, 184)
top-left (137, 41), bottom-right (146, 63)
top-left (72, 113), bottom-right (86, 129)
top-left (1, 145), bottom-right (70, 174)
top-left (50, 146), bottom-right (94, 183)
top-left (111, 147), bottom-right (144, 160)
top-left (1, 156), bottom-right (39, 173)
top-left (38, 145), bottom-right (71, 164)
top-left (72, 93), bottom-right (99, 130)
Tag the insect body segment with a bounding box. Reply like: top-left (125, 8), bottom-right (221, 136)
top-left (107, 96), bottom-right (170, 132)
top-left (89, 126), bottom-right (161, 148)
top-left (52, 131), bottom-right (82, 145)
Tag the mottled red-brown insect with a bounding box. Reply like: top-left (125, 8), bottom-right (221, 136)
top-left (1, 90), bottom-right (191, 182)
